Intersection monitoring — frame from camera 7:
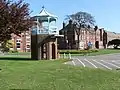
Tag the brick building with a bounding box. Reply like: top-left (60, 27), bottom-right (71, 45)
top-left (58, 20), bottom-right (119, 50)
top-left (11, 30), bottom-right (31, 52)
top-left (10, 20), bottom-right (120, 52)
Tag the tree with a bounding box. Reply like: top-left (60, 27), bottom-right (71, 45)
top-left (0, 0), bottom-right (33, 51)
top-left (66, 12), bottom-right (95, 50)
top-left (0, 40), bottom-right (13, 52)
top-left (108, 39), bottom-right (120, 49)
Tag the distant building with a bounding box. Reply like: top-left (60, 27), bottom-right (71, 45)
top-left (11, 30), bottom-right (31, 52)
top-left (10, 19), bottom-right (120, 52)
top-left (58, 20), bottom-right (120, 50)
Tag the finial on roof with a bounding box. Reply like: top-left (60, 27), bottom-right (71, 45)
top-left (39, 6), bottom-right (58, 18)
top-left (42, 6), bottom-right (45, 9)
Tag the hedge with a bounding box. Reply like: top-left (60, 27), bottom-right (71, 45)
top-left (59, 49), bottom-right (98, 54)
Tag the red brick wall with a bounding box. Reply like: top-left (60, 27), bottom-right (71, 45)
top-left (11, 31), bottom-right (31, 52)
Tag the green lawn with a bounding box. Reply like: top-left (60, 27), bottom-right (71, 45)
top-left (6, 49), bottom-right (120, 57)
top-left (0, 56), bottom-right (120, 90)
top-left (60, 49), bottom-right (120, 57)
top-left (88, 49), bottom-right (120, 56)
top-left (7, 52), bottom-right (31, 55)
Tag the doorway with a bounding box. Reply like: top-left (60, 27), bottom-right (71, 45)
top-left (95, 41), bottom-right (99, 49)
top-left (52, 43), bottom-right (56, 59)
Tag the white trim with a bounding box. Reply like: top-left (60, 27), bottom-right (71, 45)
top-left (84, 59), bottom-right (97, 68)
top-left (72, 61), bottom-right (76, 66)
top-left (76, 58), bottom-right (85, 67)
top-left (92, 59), bottom-right (112, 70)
top-left (101, 60), bottom-right (120, 68)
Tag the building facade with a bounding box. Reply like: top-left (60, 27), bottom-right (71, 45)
top-left (58, 20), bottom-right (120, 50)
top-left (11, 30), bottom-right (31, 52)
top-left (10, 20), bottom-right (120, 52)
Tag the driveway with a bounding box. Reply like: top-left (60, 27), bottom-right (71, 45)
top-left (66, 53), bottom-right (120, 70)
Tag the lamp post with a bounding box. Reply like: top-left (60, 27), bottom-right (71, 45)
top-left (66, 39), bottom-right (68, 49)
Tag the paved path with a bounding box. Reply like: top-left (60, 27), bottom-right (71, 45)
top-left (66, 53), bottom-right (120, 70)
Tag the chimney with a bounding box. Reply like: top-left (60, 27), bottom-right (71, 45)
top-left (63, 22), bottom-right (65, 29)
top-left (69, 20), bottom-right (72, 25)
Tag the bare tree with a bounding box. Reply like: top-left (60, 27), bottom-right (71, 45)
top-left (66, 12), bottom-right (95, 50)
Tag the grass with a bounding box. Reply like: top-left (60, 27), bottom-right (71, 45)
top-left (6, 49), bottom-right (120, 57)
top-left (60, 49), bottom-right (120, 56)
top-left (87, 49), bottom-right (120, 56)
top-left (7, 52), bottom-right (31, 55)
top-left (0, 55), bottom-right (120, 90)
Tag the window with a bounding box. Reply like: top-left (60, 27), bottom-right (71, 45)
top-left (100, 29), bottom-right (102, 41)
top-left (16, 43), bottom-right (20, 48)
top-left (27, 38), bottom-right (30, 41)
top-left (26, 33), bottom-right (30, 36)
top-left (27, 45), bottom-right (30, 48)
top-left (16, 39), bottom-right (21, 42)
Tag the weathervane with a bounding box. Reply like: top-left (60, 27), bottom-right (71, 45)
top-left (42, 6), bottom-right (45, 9)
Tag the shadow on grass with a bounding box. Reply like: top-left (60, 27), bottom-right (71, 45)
top-left (0, 57), bottom-right (36, 61)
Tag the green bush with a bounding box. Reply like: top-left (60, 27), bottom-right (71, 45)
top-left (59, 49), bottom-right (98, 54)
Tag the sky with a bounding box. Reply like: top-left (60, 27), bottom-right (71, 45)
top-left (24, 0), bottom-right (120, 33)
